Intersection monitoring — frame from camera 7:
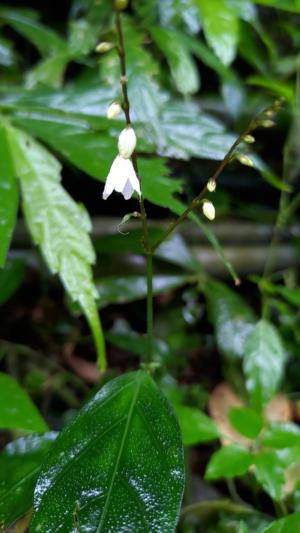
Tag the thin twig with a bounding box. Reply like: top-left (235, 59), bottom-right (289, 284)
top-left (151, 101), bottom-right (283, 253)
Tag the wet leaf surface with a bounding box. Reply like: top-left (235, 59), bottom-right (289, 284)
top-left (32, 371), bottom-right (184, 532)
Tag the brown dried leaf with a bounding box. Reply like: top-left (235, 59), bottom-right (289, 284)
top-left (208, 382), bottom-right (251, 447)
top-left (264, 394), bottom-right (293, 423)
top-left (63, 343), bottom-right (101, 383)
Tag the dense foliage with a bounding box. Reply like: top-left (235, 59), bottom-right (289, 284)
top-left (0, 0), bottom-right (300, 531)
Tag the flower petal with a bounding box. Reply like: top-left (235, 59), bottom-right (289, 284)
top-left (127, 161), bottom-right (141, 196)
top-left (122, 179), bottom-right (134, 200)
top-left (102, 155), bottom-right (125, 199)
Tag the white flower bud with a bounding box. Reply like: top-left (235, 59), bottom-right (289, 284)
top-left (107, 102), bottom-right (122, 120)
top-left (207, 178), bottom-right (216, 192)
top-left (118, 127), bottom-right (137, 159)
top-left (202, 200), bottom-right (215, 221)
top-left (95, 42), bottom-right (113, 53)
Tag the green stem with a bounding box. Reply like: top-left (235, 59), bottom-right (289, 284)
top-left (114, 10), bottom-right (154, 363)
top-left (146, 253), bottom-right (154, 362)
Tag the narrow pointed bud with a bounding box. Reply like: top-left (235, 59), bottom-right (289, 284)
top-left (107, 101), bottom-right (122, 120)
top-left (115, 0), bottom-right (128, 10)
top-left (237, 154), bottom-right (254, 167)
top-left (202, 200), bottom-right (215, 221)
top-left (207, 178), bottom-right (216, 192)
top-left (243, 134), bottom-right (255, 144)
top-left (118, 127), bottom-right (137, 159)
top-left (95, 41), bottom-right (113, 53)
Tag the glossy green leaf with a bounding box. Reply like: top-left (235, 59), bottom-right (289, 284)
top-left (254, 451), bottom-right (285, 501)
top-left (243, 320), bottom-right (285, 410)
top-left (0, 372), bottom-right (48, 432)
top-left (173, 405), bottom-right (219, 446)
top-left (261, 512), bottom-right (300, 532)
top-left (151, 27), bottom-right (200, 94)
top-left (229, 407), bottom-right (263, 439)
top-left (10, 108), bottom-right (115, 180)
top-left (157, 101), bottom-right (236, 160)
top-left (31, 371), bottom-right (184, 532)
top-left (5, 125), bottom-right (106, 370)
top-left (0, 432), bottom-right (57, 529)
top-left (206, 280), bottom-right (256, 359)
top-left (0, 8), bottom-right (67, 56)
top-left (0, 259), bottom-right (25, 305)
top-left (262, 423), bottom-right (300, 449)
top-left (195, 0), bottom-right (239, 65)
top-left (205, 445), bottom-right (253, 480)
top-left (97, 274), bottom-right (188, 309)
top-left (0, 127), bottom-right (18, 267)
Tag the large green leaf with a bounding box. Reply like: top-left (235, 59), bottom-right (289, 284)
top-left (0, 372), bottom-right (48, 432)
top-left (195, 0), bottom-right (239, 65)
top-left (0, 432), bottom-right (57, 529)
top-left (0, 127), bottom-right (18, 267)
top-left (31, 371), bottom-right (184, 532)
top-left (150, 27), bottom-right (200, 94)
top-left (5, 125), bottom-right (106, 370)
top-left (243, 320), bottom-right (285, 410)
top-left (205, 445), bottom-right (253, 480)
top-left (206, 280), bottom-right (256, 359)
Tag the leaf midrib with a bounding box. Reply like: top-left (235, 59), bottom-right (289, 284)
top-left (95, 376), bottom-right (142, 532)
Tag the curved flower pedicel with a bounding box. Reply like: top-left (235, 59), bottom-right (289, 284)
top-left (103, 126), bottom-right (141, 200)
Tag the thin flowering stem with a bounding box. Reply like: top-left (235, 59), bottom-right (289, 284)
top-left (151, 99), bottom-right (284, 255)
top-left (114, 9), bottom-right (154, 363)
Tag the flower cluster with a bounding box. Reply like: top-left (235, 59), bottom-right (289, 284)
top-left (103, 126), bottom-right (141, 201)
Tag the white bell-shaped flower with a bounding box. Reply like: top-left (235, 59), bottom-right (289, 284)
top-left (118, 127), bottom-right (136, 159)
top-left (102, 155), bottom-right (141, 200)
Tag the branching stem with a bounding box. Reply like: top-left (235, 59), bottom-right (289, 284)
top-left (151, 104), bottom-right (279, 253)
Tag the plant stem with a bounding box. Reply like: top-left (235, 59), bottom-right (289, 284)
top-left (151, 103), bottom-right (281, 253)
top-left (146, 253), bottom-right (154, 363)
top-left (114, 10), bottom-right (154, 363)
